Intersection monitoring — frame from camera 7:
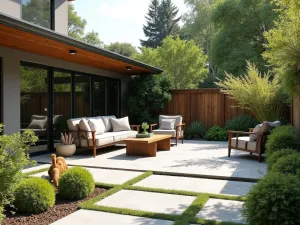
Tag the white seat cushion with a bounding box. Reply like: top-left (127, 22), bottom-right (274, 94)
top-left (152, 129), bottom-right (183, 138)
top-left (74, 133), bottom-right (115, 147)
top-left (230, 136), bottom-right (257, 151)
top-left (110, 130), bottom-right (138, 142)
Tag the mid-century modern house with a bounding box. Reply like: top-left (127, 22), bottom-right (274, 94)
top-left (0, 0), bottom-right (162, 153)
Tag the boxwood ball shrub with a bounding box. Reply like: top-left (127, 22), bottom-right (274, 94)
top-left (271, 153), bottom-right (300, 177)
top-left (266, 148), bottom-right (297, 171)
top-left (14, 177), bottom-right (55, 214)
top-left (186, 121), bottom-right (206, 139)
top-left (205, 126), bottom-right (228, 141)
top-left (58, 166), bottom-right (94, 200)
top-left (224, 115), bottom-right (258, 132)
top-left (243, 172), bottom-right (300, 225)
top-left (266, 125), bottom-right (297, 155)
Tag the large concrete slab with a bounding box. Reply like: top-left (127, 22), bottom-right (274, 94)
top-left (31, 167), bottom-right (143, 185)
top-left (134, 175), bottom-right (254, 196)
top-left (51, 209), bottom-right (174, 225)
top-left (32, 140), bottom-right (267, 179)
top-left (196, 199), bottom-right (245, 224)
top-left (96, 190), bottom-right (196, 215)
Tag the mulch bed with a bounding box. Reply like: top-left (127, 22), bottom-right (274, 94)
top-left (3, 187), bottom-right (106, 225)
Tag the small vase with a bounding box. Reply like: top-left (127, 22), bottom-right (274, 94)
top-left (56, 144), bottom-right (76, 157)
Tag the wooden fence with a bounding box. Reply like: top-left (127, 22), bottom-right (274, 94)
top-left (163, 89), bottom-right (291, 128)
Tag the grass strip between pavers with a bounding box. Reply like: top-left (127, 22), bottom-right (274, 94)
top-left (80, 171), bottom-right (246, 225)
top-left (23, 167), bottom-right (49, 176)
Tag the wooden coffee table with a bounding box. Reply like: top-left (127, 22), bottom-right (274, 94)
top-left (124, 134), bottom-right (172, 157)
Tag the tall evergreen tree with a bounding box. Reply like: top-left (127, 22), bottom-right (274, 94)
top-left (141, 0), bottom-right (181, 48)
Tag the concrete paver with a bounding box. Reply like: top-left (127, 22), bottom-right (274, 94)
top-left (96, 190), bottom-right (196, 215)
top-left (51, 209), bottom-right (174, 225)
top-left (134, 175), bottom-right (254, 196)
top-left (196, 199), bottom-right (245, 224)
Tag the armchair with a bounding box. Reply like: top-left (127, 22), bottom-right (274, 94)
top-left (150, 115), bottom-right (186, 146)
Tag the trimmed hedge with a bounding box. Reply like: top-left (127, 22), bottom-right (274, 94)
top-left (205, 126), bottom-right (228, 141)
top-left (185, 121), bottom-right (206, 139)
top-left (266, 148), bottom-right (297, 171)
top-left (58, 166), bottom-right (95, 200)
top-left (271, 153), bottom-right (300, 177)
top-left (266, 125), bottom-right (297, 155)
top-left (14, 177), bottom-right (55, 214)
top-left (243, 172), bottom-right (300, 225)
top-left (224, 115), bottom-right (258, 132)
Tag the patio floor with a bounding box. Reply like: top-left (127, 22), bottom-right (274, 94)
top-left (32, 140), bottom-right (266, 180)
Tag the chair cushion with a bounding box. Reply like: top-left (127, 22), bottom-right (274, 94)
top-left (74, 133), bottom-right (114, 147)
top-left (152, 129), bottom-right (183, 138)
top-left (101, 115), bottom-right (116, 132)
top-left (110, 116), bottom-right (131, 132)
top-left (28, 119), bottom-right (47, 129)
top-left (88, 118), bottom-right (105, 135)
top-left (79, 119), bottom-right (92, 138)
top-left (250, 122), bottom-right (270, 141)
top-left (230, 136), bottom-right (257, 151)
top-left (31, 115), bottom-right (47, 121)
top-left (110, 130), bottom-right (138, 142)
top-left (160, 119), bottom-right (176, 130)
top-left (159, 115), bottom-right (182, 130)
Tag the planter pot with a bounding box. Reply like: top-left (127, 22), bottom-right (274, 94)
top-left (56, 144), bottom-right (76, 157)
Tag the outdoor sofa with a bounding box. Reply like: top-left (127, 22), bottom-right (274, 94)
top-left (67, 116), bottom-right (140, 157)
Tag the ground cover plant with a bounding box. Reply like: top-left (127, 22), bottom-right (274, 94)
top-left (205, 126), bottom-right (228, 141)
top-left (224, 115), bottom-right (258, 132)
top-left (185, 121), bottom-right (206, 139)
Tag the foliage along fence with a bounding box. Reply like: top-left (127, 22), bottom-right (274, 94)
top-left (162, 89), bottom-right (291, 129)
top-left (292, 95), bottom-right (300, 132)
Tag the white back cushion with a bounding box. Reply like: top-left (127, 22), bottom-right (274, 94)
top-left (88, 118), bottom-right (105, 135)
top-left (67, 118), bottom-right (85, 138)
top-left (159, 115), bottom-right (182, 130)
top-left (110, 116), bottom-right (131, 132)
top-left (79, 119), bottom-right (92, 138)
top-left (101, 115), bottom-right (116, 132)
top-left (160, 119), bottom-right (176, 130)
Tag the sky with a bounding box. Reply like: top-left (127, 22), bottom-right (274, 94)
top-left (72, 0), bottom-right (189, 48)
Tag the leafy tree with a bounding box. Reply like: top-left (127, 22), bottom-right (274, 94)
top-left (0, 125), bottom-right (38, 222)
top-left (216, 62), bottom-right (287, 122)
top-left (83, 31), bottom-right (104, 47)
top-left (22, 0), bottom-right (51, 29)
top-left (124, 75), bottom-right (172, 124)
top-left (182, 0), bottom-right (220, 84)
top-left (135, 36), bottom-right (208, 89)
top-left (210, 0), bottom-right (278, 78)
top-left (263, 0), bottom-right (300, 96)
top-left (105, 42), bottom-right (138, 57)
top-left (68, 4), bottom-right (103, 47)
top-left (141, 0), bottom-right (181, 48)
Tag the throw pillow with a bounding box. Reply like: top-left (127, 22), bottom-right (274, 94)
top-left (79, 119), bottom-right (92, 138)
top-left (250, 122), bottom-right (270, 141)
top-left (28, 119), bottom-right (47, 129)
top-left (67, 118), bottom-right (84, 138)
top-left (88, 118), bottom-right (105, 135)
top-left (101, 115), bottom-right (116, 132)
top-left (160, 119), bottom-right (176, 130)
top-left (110, 117), bottom-right (131, 132)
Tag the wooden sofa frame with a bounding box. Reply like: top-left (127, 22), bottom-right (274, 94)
top-left (71, 125), bottom-right (140, 157)
top-left (149, 123), bottom-right (186, 146)
top-left (228, 130), bottom-right (268, 162)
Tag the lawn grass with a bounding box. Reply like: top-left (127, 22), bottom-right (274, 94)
top-left (23, 167), bottom-right (49, 176)
top-left (80, 171), bottom-right (246, 225)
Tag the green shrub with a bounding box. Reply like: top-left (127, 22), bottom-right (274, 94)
top-left (205, 126), bottom-right (228, 141)
top-left (243, 172), bottom-right (300, 225)
top-left (266, 148), bottom-right (298, 171)
top-left (0, 124), bottom-right (38, 221)
top-left (271, 153), bottom-right (300, 177)
top-left (58, 166), bottom-right (94, 200)
top-left (224, 115), bottom-right (258, 132)
top-left (14, 177), bottom-right (55, 214)
top-left (266, 125), bottom-right (297, 155)
top-left (185, 121), bottom-right (206, 139)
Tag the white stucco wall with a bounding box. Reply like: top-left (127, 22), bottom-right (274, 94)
top-left (0, 0), bottom-right (21, 19)
top-left (55, 0), bottom-right (68, 35)
top-left (0, 46), bottom-right (130, 134)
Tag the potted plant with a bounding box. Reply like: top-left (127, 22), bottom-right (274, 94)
top-left (56, 133), bottom-right (76, 157)
top-left (141, 122), bottom-right (149, 134)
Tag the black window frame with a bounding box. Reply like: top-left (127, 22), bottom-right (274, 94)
top-left (20, 0), bottom-right (55, 30)
top-left (20, 61), bottom-right (122, 152)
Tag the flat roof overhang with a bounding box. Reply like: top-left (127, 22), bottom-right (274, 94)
top-left (0, 13), bottom-right (163, 75)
